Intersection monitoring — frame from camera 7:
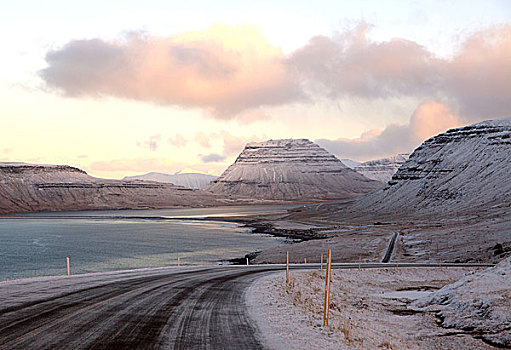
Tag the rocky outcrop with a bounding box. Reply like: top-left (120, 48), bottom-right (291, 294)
top-left (123, 172), bottom-right (217, 189)
top-left (205, 139), bottom-right (382, 200)
top-left (0, 163), bottom-right (227, 214)
top-left (354, 154), bottom-right (409, 183)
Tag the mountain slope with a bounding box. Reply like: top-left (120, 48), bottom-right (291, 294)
top-left (0, 163), bottom-right (226, 214)
top-left (123, 172), bottom-right (217, 189)
top-left (353, 118), bottom-right (511, 215)
top-left (354, 154), bottom-right (409, 183)
top-left (205, 139), bottom-right (381, 200)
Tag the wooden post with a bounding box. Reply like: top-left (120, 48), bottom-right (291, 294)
top-left (323, 249), bottom-right (332, 327)
top-left (396, 256), bottom-right (399, 271)
top-left (320, 254), bottom-right (323, 271)
top-left (66, 256), bottom-right (70, 276)
top-left (178, 257), bottom-right (180, 267)
top-left (359, 255), bottom-right (361, 271)
top-left (327, 249), bottom-right (332, 308)
top-left (286, 251), bottom-right (289, 285)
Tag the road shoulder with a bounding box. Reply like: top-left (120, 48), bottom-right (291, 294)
top-left (246, 267), bottom-right (494, 349)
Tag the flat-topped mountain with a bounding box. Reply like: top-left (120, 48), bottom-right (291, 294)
top-left (205, 139), bottom-right (382, 200)
top-left (0, 163), bottom-right (227, 213)
top-left (123, 172), bottom-right (217, 189)
top-left (354, 154), bottom-right (409, 183)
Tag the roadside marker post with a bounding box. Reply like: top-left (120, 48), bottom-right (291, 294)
top-left (178, 257), bottom-right (180, 267)
top-left (286, 251), bottom-right (289, 285)
top-left (321, 254), bottom-right (323, 271)
top-left (323, 249), bottom-right (332, 327)
top-left (359, 255), bottom-right (361, 271)
top-left (66, 257), bottom-right (70, 276)
top-left (246, 258), bottom-right (249, 265)
top-left (304, 258), bottom-right (307, 264)
top-left (396, 256), bottom-right (399, 271)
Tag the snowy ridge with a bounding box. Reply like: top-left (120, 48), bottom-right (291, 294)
top-left (340, 159), bottom-right (361, 169)
top-left (354, 154), bottom-right (409, 183)
top-left (0, 163), bottom-right (227, 213)
top-left (350, 117), bottom-right (511, 215)
top-left (414, 256), bottom-right (511, 347)
top-left (123, 172), bottom-right (217, 189)
top-left (205, 139), bottom-right (381, 200)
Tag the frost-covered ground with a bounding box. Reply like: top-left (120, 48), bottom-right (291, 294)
top-left (247, 267), bottom-right (496, 349)
top-left (414, 257), bottom-right (511, 347)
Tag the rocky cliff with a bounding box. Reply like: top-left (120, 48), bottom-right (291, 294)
top-left (205, 139), bottom-right (382, 200)
top-left (0, 163), bottom-right (227, 214)
top-left (123, 172), bottom-right (217, 189)
top-left (354, 154), bottom-right (409, 183)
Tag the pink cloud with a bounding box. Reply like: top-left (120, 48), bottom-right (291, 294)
top-left (289, 24), bottom-right (511, 121)
top-left (288, 23), bottom-right (442, 98)
top-left (40, 23), bottom-right (511, 123)
top-left (317, 101), bottom-right (461, 160)
top-left (446, 25), bottom-right (511, 119)
top-left (40, 25), bottom-right (303, 119)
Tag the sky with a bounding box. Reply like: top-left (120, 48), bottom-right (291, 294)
top-left (1, 0), bottom-right (510, 179)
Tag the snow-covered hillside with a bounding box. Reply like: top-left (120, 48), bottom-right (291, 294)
top-left (351, 118), bottom-right (511, 215)
top-left (414, 256), bottom-right (511, 347)
top-left (205, 139), bottom-right (381, 200)
top-left (0, 163), bottom-right (226, 213)
top-left (123, 172), bottom-right (216, 189)
top-left (354, 154), bottom-right (409, 183)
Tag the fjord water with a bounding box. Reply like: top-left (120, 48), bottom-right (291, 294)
top-left (0, 205), bottom-right (296, 281)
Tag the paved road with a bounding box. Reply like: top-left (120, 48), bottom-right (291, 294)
top-left (0, 263), bottom-right (491, 349)
top-left (382, 231), bottom-right (399, 263)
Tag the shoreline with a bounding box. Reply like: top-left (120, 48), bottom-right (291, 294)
top-left (223, 218), bottom-right (330, 264)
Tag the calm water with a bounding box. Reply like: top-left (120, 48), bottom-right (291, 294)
top-left (0, 205), bottom-right (298, 281)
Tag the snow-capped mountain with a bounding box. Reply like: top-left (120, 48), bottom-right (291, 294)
top-left (354, 154), bottom-right (409, 183)
top-left (205, 139), bottom-right (382, 200)
top-left (340, 159), bottom-right (361, 169)
top-left (123, 172), bottom-right (217, 189)
top-left (0, 163), bottom-right (226, 213)
top-left (354, 118), bottom-right (511, 215)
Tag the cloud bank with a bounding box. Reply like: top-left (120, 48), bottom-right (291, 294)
top-left (289, 24), bottom-right (511, 122)
top-left (40, 25), bottom-right (303, 119)
top-left (40, 24), bottom-right (510, 123)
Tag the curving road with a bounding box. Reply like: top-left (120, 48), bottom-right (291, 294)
top-left (0, 266), bottom-right (281, 349)
top-left (0, 263), bottom-right (491, 349)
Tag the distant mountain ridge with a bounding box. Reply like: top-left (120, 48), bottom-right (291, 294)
top-left (123, 172), bottom-right (217, 189)
top-left (354, 154), bottom-right (409, 183)
top-left (0, 163), bottom-right (227, 214)
top-left (205, 138), bottom-right (381, 200)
